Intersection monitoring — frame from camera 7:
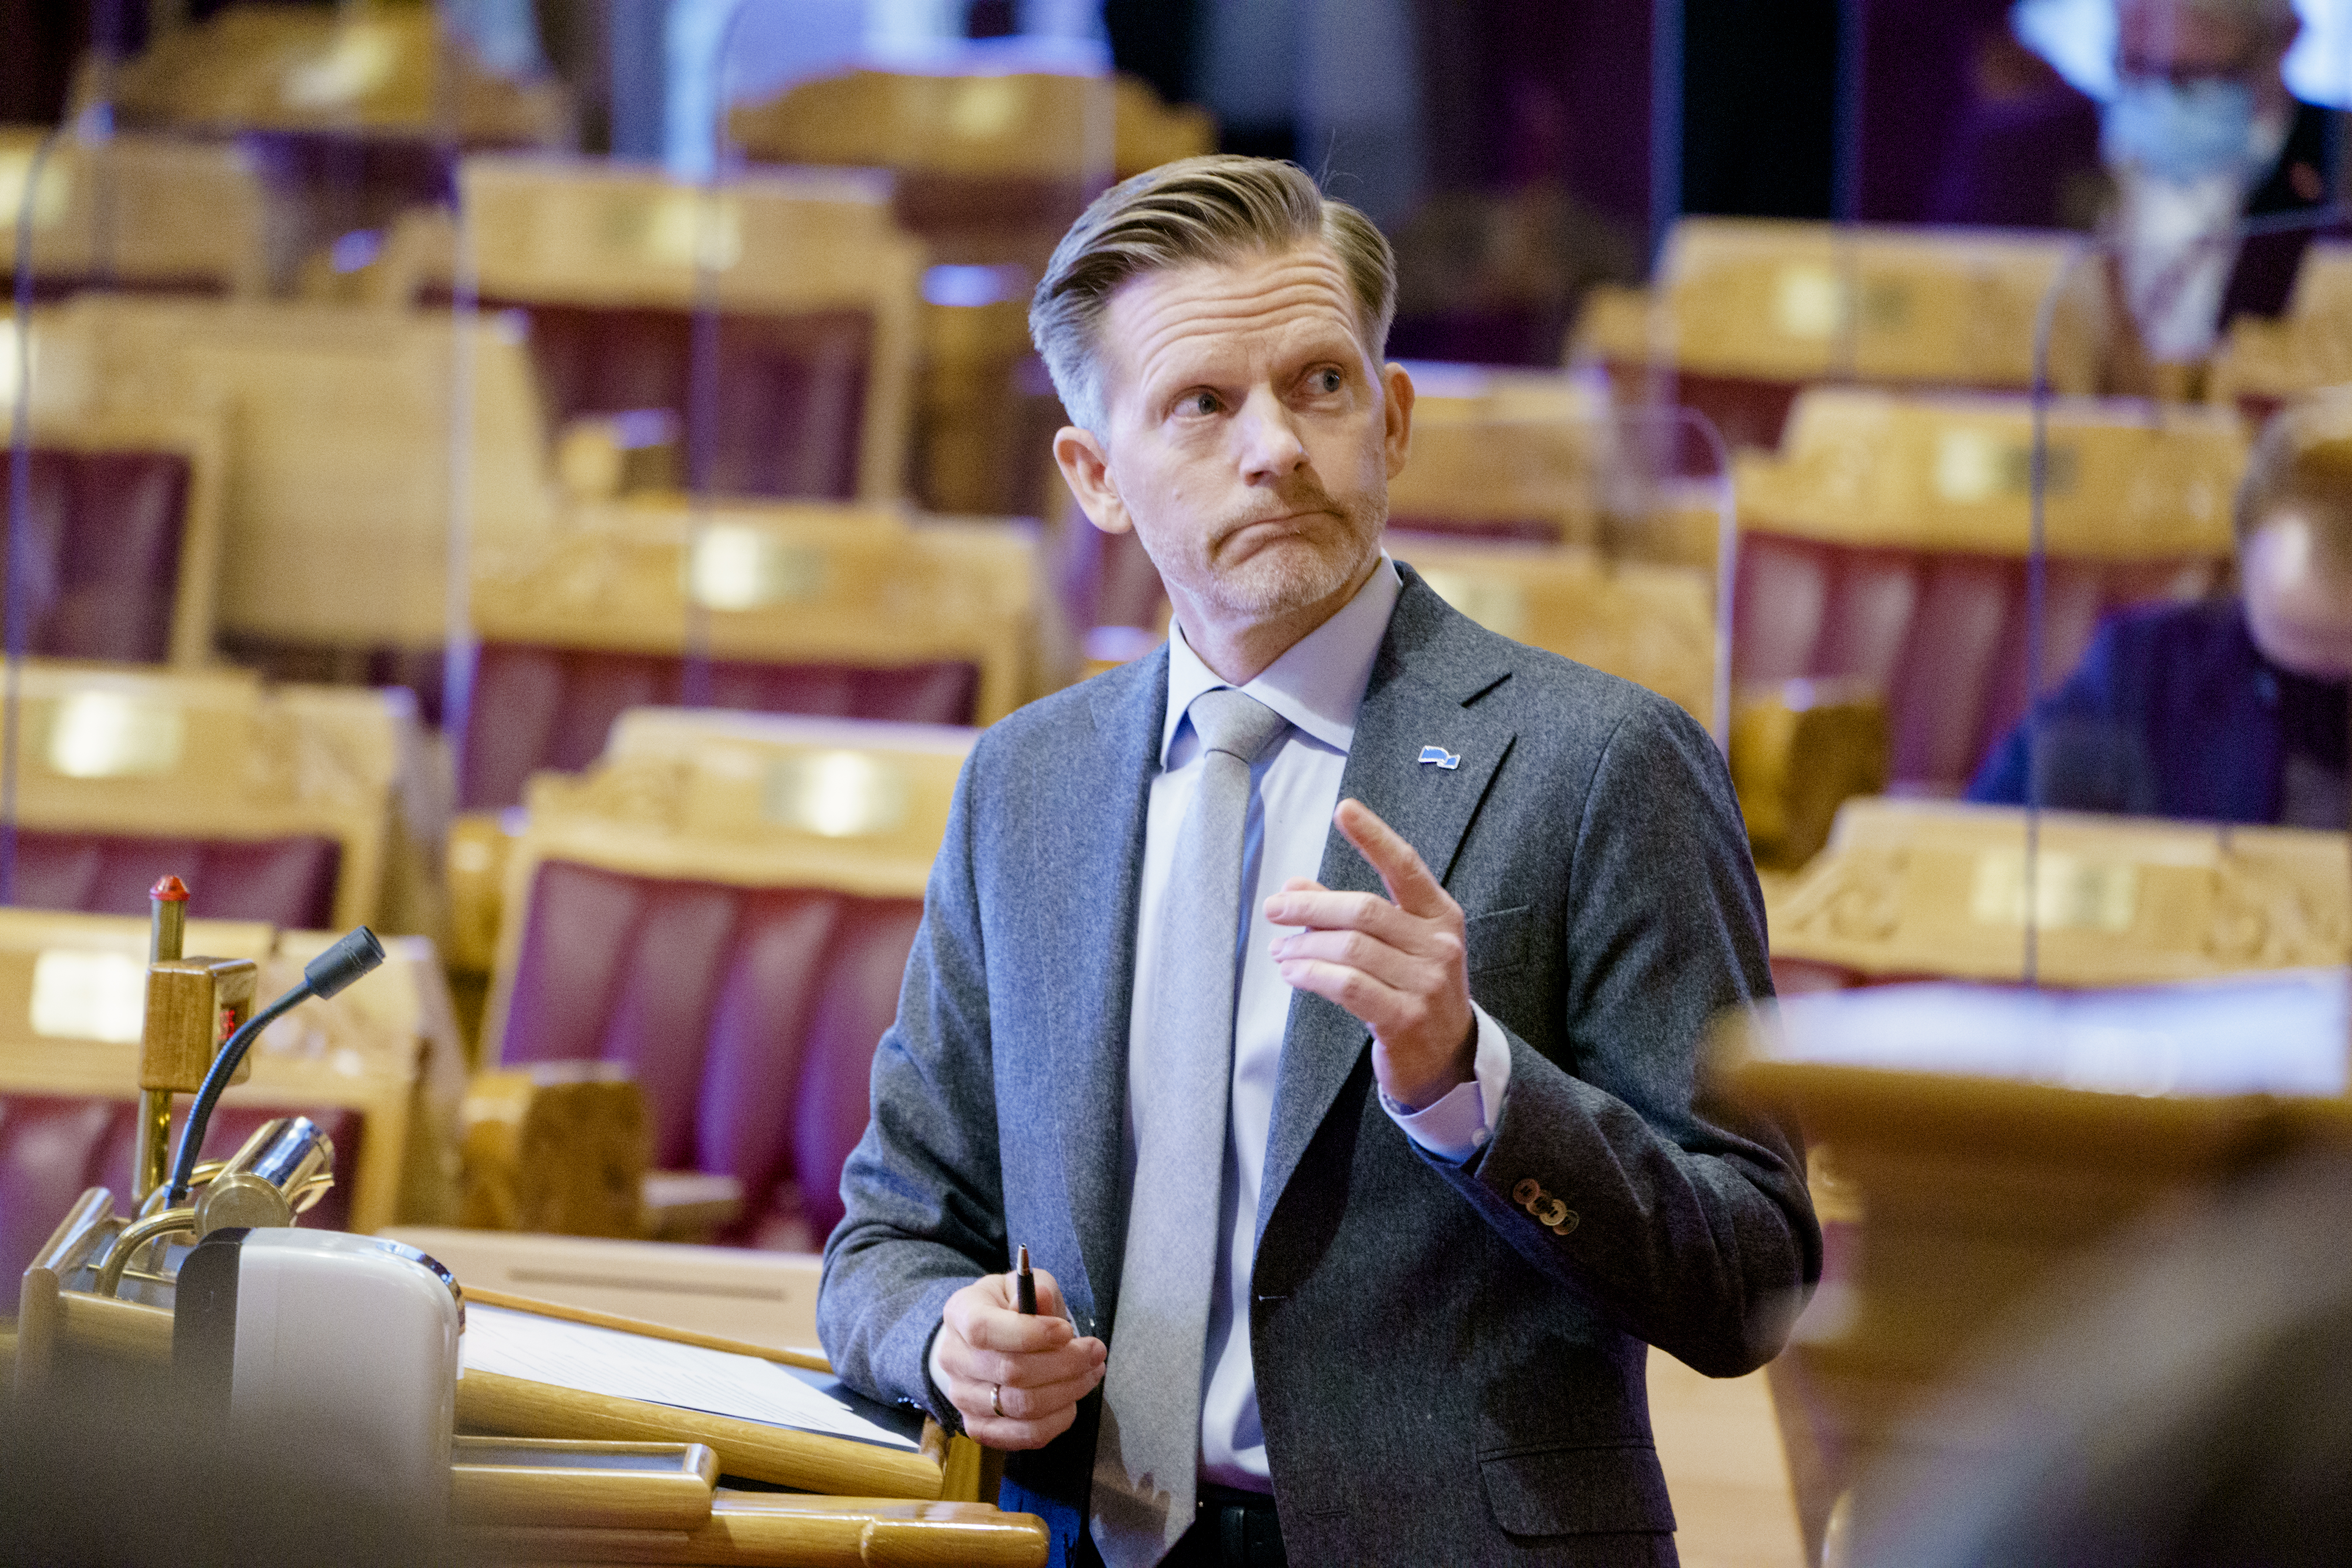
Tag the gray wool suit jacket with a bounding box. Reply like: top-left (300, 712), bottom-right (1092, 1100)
top-left (819, 565), bottom-right (1821, 1567)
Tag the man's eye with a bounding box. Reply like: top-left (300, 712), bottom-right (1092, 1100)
top-left (1310, 369), bottom-right (1343, 394)
top-left (1181, 391), bottom-right (1219, 416)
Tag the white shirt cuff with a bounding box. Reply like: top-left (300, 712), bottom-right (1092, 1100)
top-left (1379, 1004), bottom-right (1512, 1163)
top-left (927, 1318), bottom-right (954, 1410)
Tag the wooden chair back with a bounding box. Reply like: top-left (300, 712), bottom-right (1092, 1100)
top-left (1766, 796), bottom-right (2349, 988)
top-left (1111, 74), bottom-right (1215, 177)
top-left (0, 906), bottom-right (467, 1284)
top-left (0, 129), bottom-right (272, 297)
top-left (1731, 386), bottom-right (2245, 793)
top-left (374, 156), bottom-right (923, 505)
top-left (2209, 238), bottom-right (2352, 415)
top-left (480, 710), bottom-right (975, 1247)
top-left (94, 5), bottom-right (570, 146)
top-left (462, 498), bottom-right (1060, 808)
top-left (1572, 217), bottom-right (2107, 449)
top-left (24, 292), bottom-right (555, 658)
top-left (1394, 543), bottom-right (1718, 728)
top-left (0, 400), bottom-right (230, 668)
top-left (0, 661), bottom-right (437, 937)
top-left (728, 65), bottom-right (1112, 268)
top-left (1386, 364), bottom-right (1617, 548)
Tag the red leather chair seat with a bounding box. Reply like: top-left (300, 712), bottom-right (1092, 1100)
top-left (499, 860), bottom-right (923, 1247)
top-left (1733, 532), bottom-right (2212, 793)
top-left (483, 302), bottom-right (872, 501)
top-left (22, 447), bottom-right (190, 664)
top-left (459, 643), bottom-right (979, 810)
top-left (9, 831), bottom-right (340, 930)
top-left (0, 1095), bottom-right (360, 1287)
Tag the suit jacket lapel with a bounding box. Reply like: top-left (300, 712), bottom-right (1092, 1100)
top-left (1256, 572), bottom-right (1518, 1239)
top-left (1046, 649), bottom-right (1167, 1332)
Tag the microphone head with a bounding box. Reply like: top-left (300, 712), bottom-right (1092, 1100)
top-left (303, 927), bottom-right (386, 1000)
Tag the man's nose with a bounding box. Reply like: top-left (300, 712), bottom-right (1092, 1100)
top-left (1234, 387), bottom-right (1308, 481)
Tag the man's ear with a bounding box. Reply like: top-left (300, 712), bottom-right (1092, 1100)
top-left (1381, 361), bottom-right (1416, 481)
top-left (1053, 425), bottom-right (1132, 535)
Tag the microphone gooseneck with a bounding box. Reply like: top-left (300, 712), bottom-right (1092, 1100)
top-left (165, 927), bottom-right (387, 1206)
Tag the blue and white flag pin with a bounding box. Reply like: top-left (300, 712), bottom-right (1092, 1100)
top-left (1417, 745), bottom-right (1461, 771)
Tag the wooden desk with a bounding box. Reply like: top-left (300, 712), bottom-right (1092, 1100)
top-left (0, 910), bottom-right (465, 1235)
top-left (1768, 798), bottom-right (2350, 988)
top-left (1719, 979), bottom-right (2352, 1562)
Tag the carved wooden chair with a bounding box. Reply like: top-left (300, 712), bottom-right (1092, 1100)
top-left (1764, 796), bottom-right (2348, 992)
top-left (1730, 386), bottom-right (2245, 799)
top-left (1394, 543), bottom-right (1719, 729)
top-left (0, 907), bottom-right (466, 1284)
top-left (0, 400), bottom-right (230, 668)
top-left (461, 498), bottom-right (1061, 809)
top-left (727, 60), bottom-right (1114, 517)
top-left (2210, 238), bottom-right (2352, 420)
top-left (728, 64), bottom-right (1112, 272)
top-left (372, 156), bottom-right (924, 506)
top-left (0, 129), bottom-right (273, 298)
top-left (0, 661), bottom-right (440, 939)
top-left (474, 709), bottom-right (972, 1252)
top-left (1572, 217), bottom-right (2106, 452)
top-left (82, 4), bottom-right (571, 294)
top-left (24, 292), bottom-right (556, 715)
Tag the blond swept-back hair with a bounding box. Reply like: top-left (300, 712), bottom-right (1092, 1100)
top-left (2236, 400), bottom-right (2352, 569)
top-left (1029, 155), bottom-right (1397, 434)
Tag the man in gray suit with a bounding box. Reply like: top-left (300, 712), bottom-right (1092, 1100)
top-left (819, 156), bottom-right (1818, 1567)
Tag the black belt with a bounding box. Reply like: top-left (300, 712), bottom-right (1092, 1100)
top-left (1166, 1482), bottom-right (1286, 1568)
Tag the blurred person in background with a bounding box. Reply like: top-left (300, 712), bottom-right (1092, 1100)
top-left (2102, 0), bottom-right (2336, 374)
top-left (1935, 0), bottom-right (2336, 381)
top-left (1970, 399), bottom-right (2352, 826)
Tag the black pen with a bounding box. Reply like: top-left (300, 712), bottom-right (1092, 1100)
top-left (1015, 1243), bottom-right (1037, 1316)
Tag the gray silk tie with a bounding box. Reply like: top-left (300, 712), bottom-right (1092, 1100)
top-left (1092, 687), bottom-right (1290, 1568)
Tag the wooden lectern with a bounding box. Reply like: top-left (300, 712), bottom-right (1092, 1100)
top-left (1724, 968), bottom-right (2352, 1563)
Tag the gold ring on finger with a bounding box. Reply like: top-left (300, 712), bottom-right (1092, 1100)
top-left (992, 1382), bottom-right (1005, 1418)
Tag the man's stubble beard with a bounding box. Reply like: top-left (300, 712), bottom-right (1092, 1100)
top-left (1174, 488), bottom-right (1388, 622)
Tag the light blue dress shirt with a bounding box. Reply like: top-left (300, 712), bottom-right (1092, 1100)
top-left (926, 555), bottom-right (1510, 1488)
top-left (1144, 557), bottom-right (1512, 1490)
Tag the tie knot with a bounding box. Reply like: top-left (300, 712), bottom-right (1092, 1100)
top-left (1186, 688), bottom-right (1287, 765)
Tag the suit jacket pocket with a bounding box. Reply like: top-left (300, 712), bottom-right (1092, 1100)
top-left (1479, 1441), bottom-right (1675, 1537)
top-left (1465, 905), bottom-right (1532, 976)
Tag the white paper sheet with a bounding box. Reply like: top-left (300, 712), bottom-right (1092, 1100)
top-left (459, 1304), bottom-right (917, 1450)
top-left (1767, 969), bottom-right (2352, 1098)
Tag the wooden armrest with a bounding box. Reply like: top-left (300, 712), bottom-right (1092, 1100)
top-left (446, 808), bottom-right (525, 975)
top-left (1729, 679), bottom-right (1889, 872)
top-left (641, 1170), bottom-right (744, 1242)
top-left (460, 1064), bottom-right (647, 1238)
top-left (555, 412), bottom-right (684, 503)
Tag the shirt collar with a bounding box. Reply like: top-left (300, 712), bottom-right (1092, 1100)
top-left (1161, 555), bottom-right (1401, 768)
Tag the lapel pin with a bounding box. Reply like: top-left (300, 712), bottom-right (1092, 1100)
top-left (1417, 745), bottom-right (1461, 771)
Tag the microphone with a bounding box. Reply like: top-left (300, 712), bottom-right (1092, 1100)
top-left (165, 927), bottom-right (387, 1207)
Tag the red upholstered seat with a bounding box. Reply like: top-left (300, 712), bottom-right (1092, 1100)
top-left (0, 1095), bottom-right (359, 1287)
top-left (476, 301), bottom-right (872, 501)
top-left (1732, 532), bottom-right (2212, 794)
top-left (459, 645), bottom-right (979, 810)
top-left (22, 448), bottom-right (191, 664)
top-left (8, 832), bottom-right (340, 931)
top-left (497, 860), bottom-right (922, 1247)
